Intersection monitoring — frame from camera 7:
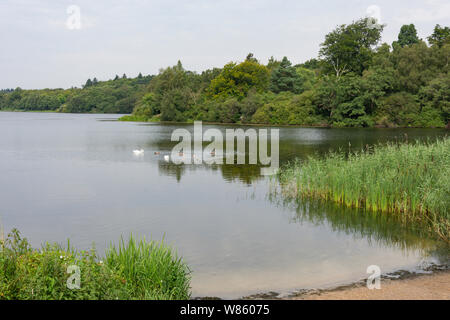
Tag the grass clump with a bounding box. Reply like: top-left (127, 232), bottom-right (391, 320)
top-left (0, 229), bottom-right (191, 300)
top-left (105, 235), bottom-right (191, 300)
top-left (279, 138), bottom-right (450, 242)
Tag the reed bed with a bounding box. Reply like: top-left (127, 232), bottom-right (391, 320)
top-left (105, 234), bottom-right (191, 300)
top-left (279, 138), bottom-right (450, 242)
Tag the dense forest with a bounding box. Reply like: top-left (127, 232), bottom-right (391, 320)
top-left (0, 73), bottom-right (153, 114)
top-left (1, 18), bottom-right (449, 128)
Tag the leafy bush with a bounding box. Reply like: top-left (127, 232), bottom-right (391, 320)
top-left (376, 92), bottom-right (421, 127)
top-left (0, 230), bottom-right (191, 300)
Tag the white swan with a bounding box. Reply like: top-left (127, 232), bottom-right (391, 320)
top-left (133, 149), bottom-right (144, 156)
top-left (164, 155), bottom-right (170, 162)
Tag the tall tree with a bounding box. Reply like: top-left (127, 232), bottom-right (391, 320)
top-left (319, 17), bottom-right (384, 77)
top-left (84, 78), bottom-right (93, 88)
top-left (208, 60), bottom-right (269, 99)
top-left (266, 56), bottom-right (281, 72)
top-left (428, 24), bottom-right (450, 47)
top-left (270, 57), bottom-right (303, 94)
top-left (396, 24), bottom-right (420, 47)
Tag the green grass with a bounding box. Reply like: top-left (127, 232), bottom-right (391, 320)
top-left (278, 138), bottom-right (450, 242)
top-left (105, 235), bottom-right (191, 300)
top-left (118, 114), bottom-right (160, 122)
top-left (0, 229), bottom-right (191, 300)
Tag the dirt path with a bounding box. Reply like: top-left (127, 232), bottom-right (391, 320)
top-left (291, 271), bottom-right (450, 300)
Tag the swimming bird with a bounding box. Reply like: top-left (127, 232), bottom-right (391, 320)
top-left (133, 149), bottom-right (144, 156)
top-left (154, 151), bottom-right (161, 155)
top-left (164, 155), bottom-right (170, 162)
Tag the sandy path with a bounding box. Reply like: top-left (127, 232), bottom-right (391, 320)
top-left (291, 271), bottom-right (450, 300)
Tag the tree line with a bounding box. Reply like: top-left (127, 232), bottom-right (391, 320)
top-left (1, 19), bottom-right (449, 128)
top-left (0, 74), bottom-right (152, 114)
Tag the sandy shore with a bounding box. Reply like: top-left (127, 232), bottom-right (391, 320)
top-left (289, 271), bottom-right (450, 300)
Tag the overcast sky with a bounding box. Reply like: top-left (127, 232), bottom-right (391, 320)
top-left (1, 0), bottom-right (449, 89)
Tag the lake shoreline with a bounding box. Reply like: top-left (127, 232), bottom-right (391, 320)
top-left (288, 268), bottom-right (450, 300)
top-left (229, 264), bottom-right (449, 300)
top-left (1, 110), bottom-right (447, 129)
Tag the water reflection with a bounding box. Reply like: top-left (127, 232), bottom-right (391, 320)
top-left (157, 162), bottom-right (265, 185)
top-left (146, 125), bottom-right (447, 184)
top-left (269, 194), bottom-right (435, 252)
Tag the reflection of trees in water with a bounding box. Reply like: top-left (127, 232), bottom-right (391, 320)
top-left (157, 161), bottom-right (265, 185)
top-left (157, 162), bottom-right (187, 183)
top-left (268, 191), bottom-right (439, 254)
top-left (219, 165), bottom-right (263, 185)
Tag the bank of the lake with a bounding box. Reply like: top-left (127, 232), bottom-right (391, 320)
top-left (288, 269), bottom-right (450, 300)
top-left (118, 114), bottom-right (449, 129)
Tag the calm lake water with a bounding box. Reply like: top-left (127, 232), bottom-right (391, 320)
top-left (0, 112), bottom-right (448, 298)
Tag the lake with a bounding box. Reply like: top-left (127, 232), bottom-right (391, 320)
top-left (0, 111), bottom-right (448, 298)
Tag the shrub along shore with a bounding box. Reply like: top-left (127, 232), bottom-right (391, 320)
top-left (278, 138), bottom-right (450, 243)
top-left (0, 230), bottom-right (191, 300)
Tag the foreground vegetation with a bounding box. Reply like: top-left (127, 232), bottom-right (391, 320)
top-left (0, 230), bottom-right (190, 300)
top-left (278, 138), bottom-right (450, 242)
top-left (1, 20), bottom-right (449, 128)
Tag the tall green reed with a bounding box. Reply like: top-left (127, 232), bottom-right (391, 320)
top-left (279, 138), bottom-right (450, 242)
top-left (105, 234), bottom-right (191, 300)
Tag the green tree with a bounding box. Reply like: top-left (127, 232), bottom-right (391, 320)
top-left (136, 61), bottom-right (196, 121)
top-left (377, 92), bottom-right (420, 127)
top-left (270, 57), bottom-right (303, 94)
top-left (207, 60), bottom-right (269, 99)
top-left (296, 58), bottom-right (320, 70)
top-left (84, 78), bottom-right (93, 88)
top-left (418, 73), bottom-right (450, 127)
top-left (159, 87), bottom-right (194, 122)
top-left (319, 17), bottom-right (384, 77)
top-left (267, 56), bottom-right (281, 72)
top-left (396, 24), bottom-right (420, 47)
top-left (392, 41), bottom-right (442, 93)
top-left (295, 67), bottom-right (317, 92)
top-left (428, 24), bottom-right (450, 47)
